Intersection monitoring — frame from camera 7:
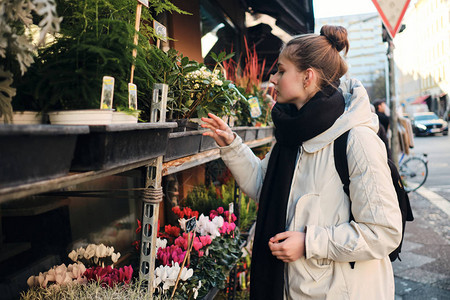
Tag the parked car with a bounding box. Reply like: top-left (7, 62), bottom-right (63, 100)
top-left (412, 112), bottom-right (449, 136)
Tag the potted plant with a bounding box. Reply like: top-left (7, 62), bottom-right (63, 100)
top-left (13, 0), bottom-right (186, 123)
top-left (222, 38), bottom-right (276, 140)
top-left (0, 0), bottom-right (62, 124)
top-left (0, 1), bottom-right (95, 188)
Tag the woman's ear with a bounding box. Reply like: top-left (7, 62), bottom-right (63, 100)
top-left (304, 68), bottom-right (317, 89)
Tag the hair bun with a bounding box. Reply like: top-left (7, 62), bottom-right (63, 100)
top-left (320, 25), bottom-right (349, 55)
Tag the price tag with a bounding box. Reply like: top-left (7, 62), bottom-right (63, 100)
top-left (153, 20), bottom-right (167, 42)
top-left (185, 217), bottom-right (197, 233)
top-left (128, 83), bottom-right (138, 110)
top-left (137, 0), bottom-right (149, 7)
top-left (248, 96), bottom-right (262, 118)
top-left (100, 76), bottom-right (114, 110)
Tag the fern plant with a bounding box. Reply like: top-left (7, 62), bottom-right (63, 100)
top-left (13, 0), bottom-right (187, 113)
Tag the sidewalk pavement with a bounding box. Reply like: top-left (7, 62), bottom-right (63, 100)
top-left (393, 186), bottom-right (450, 299)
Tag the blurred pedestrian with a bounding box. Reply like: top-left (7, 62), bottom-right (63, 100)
top-left (371, 104), bottom-right (392, 159)
top-left (202, 25), bottom-right (401, 300)
top-left (373, 99), bottom-right (390, 132)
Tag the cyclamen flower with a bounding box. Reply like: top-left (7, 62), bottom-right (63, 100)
top-left (224, 211), bottom-right (237, 223)
top-left (27, 263), bottom-right (87, 288)
top-left (172, 206), bottom-right (199, 219)
top-left (173, 233), bottom-right (211, 254)
top-left (196, 214), bottom-right (221, 238)
top-left (157, 245), bottom-right (186, 266)
top-left (84, 244), bottom-right (96, 260)
top-left (156, 237), bottom-right (168, 251)
top-left (153, 262), bottom-right (193, 291)
top-left (165, 225), bottom-right (181, 237)
top-left (83, 265), bottom-right (133, 287)
top-left (219, 221), bottom-right (236, 235)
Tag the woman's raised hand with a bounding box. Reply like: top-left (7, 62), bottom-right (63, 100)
top-left (201, 113), bottom-right (235, 147)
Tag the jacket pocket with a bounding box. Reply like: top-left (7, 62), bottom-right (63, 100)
top-left (289, 193), bottom-right (321, 232)
top-left (304, 257), bottom-right (333, 282)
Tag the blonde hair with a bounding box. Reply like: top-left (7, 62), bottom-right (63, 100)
top-left (281, 25), bottom-right (349, 90)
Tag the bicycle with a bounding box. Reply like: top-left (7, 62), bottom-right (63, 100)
top-left (398, 152), bottom-right (428, 192)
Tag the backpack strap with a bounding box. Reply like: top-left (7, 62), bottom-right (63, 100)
top-left (334, 130), bottom-right (351, 198)
top-left (333, 130), bottom-right (355, 269)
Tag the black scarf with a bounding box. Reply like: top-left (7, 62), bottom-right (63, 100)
top-left (250, 82), bottom-right (345, 300)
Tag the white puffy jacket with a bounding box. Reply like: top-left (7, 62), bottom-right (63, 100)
top-left (220, 79), bottom-right (402, 300)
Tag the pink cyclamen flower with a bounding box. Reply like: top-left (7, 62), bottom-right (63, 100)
top-left (209, 210), bottom-right (219, 220)
top-left (199, 235), bottom-right (212, 247)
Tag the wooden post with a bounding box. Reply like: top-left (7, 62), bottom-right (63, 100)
top-left (129, 2), bottom-right (142, 84)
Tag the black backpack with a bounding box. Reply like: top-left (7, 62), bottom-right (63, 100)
top-left (334, 130), bottom-right (414, 268)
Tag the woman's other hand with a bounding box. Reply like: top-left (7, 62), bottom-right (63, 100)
top-left (201, 113), bottom-right (235, 147)
top-left (268, 231), bottom-right (306, 262)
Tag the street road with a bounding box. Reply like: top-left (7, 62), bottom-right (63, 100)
top-left (393, 132), bottom-right (450, 299)
top-left (410, 134), bottom-right (450, 194)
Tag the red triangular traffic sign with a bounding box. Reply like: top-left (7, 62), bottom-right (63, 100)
top-left (372, 0), bottom-right (411, 39)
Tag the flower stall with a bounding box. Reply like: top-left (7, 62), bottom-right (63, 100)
top-left (0, 0), bottom-right (286, 299)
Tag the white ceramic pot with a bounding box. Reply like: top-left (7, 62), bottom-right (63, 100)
top-left (48, 109), bottom-right (113, 125)
top-left (0, 111), bottom-right (43, 124)
top-left (111, 111), bottom-right (138, 124)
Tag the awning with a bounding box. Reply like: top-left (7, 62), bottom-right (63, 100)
top-left (245, 0), bottom-right (315, 35)
top-left (411, 95), bottom-right (431, 105)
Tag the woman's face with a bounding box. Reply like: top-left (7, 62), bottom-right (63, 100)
top-left (270, 56), bottom-right (309, 109)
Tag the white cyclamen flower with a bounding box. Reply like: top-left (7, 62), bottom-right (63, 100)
top-left (178, 218), bottom-right (187, 231)
top-left (95, 244), bottom-right (108, 258)
top-left (111, 252), bottom-right (121, 263)
top-left (84, 244), bottom-right (96, 259)
top-left (193, 280), bottom-right (202, 299)
top-left (156, 238), bottom-right (168, 250)
top-left (76, 247), bottom-right (85, 258)
top-left (106, 246), bottom-right (114, 256)
top-left (196, 214), bottom-right (220, 238)
top-left (68, 250), bottom-right (78, 262)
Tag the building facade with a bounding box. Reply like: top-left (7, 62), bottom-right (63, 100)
top-left (394, 0), bottom-right (449, 117)
top-left (315, 13), bottom-right (387, 97)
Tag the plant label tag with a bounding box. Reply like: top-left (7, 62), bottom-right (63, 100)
top-left (228, 203), bottom-right (234, 223)
top-left (153, 20), bottom-right (167, 42)
top-left (100, 76), bottom-right (114, 110)
top-left (248, 96), bottom-right (262, 118)
top-left (128, 83), bottom-right (138, 110)
top-left (137, 0), bottom-right (149, 7)
top-left (185, 217), bottom-right (197, 233)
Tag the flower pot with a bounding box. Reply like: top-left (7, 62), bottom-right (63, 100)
top-left (48, 109), bottom-right (113, 125)
top-left (0, 111), bottom-right (44, 124)
top-left (70, 122), bottom-right (177, 171)
top-left (232, 127), bottom-right (247, 141)
top-left (170, 119), bottom-right (200, 132)
top-left (199, 130), bottom-right (218, 152)
top-left (257, 126), bottom-right (274, 139)
top-left (111, 111), bottom-right (138, 124)
top-left (245, 127), bottom-right (258, 141)
top-left (0, 124), bottom-right (89, 188)
top-left (163, 131), bottom-right (203, 162)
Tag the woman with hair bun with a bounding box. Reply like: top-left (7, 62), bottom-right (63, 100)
top-left (202, 25), bottom-right (402, 300)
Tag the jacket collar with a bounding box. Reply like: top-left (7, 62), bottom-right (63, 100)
top-left (302, 78), bottom-right (379, 153)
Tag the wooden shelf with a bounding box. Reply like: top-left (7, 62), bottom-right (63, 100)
top-left (162, 136), bottom-right (273, 175)
top-left (0, 136), bottom-right (273, 203)
top-left (0, 157), bottom-right (157, 204)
